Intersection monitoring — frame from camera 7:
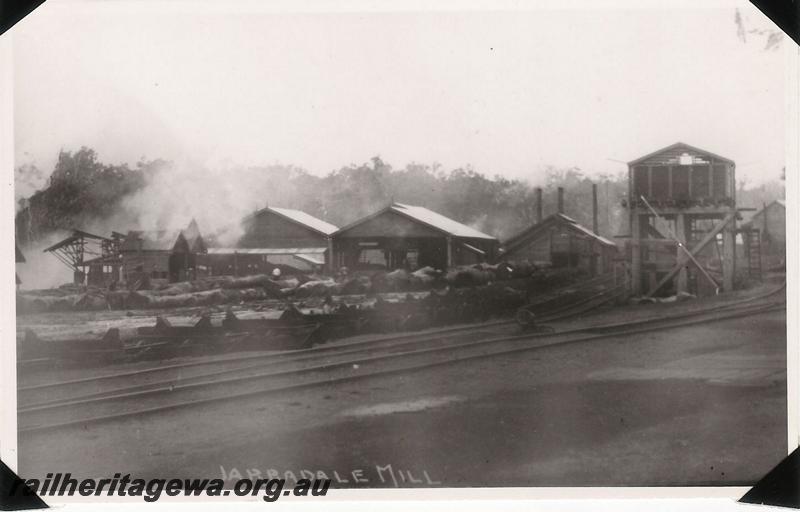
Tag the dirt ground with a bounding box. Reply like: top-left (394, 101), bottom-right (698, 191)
top-left (14, 290), bottom-right (438, 342)
top-left (17, 289), bottom-right (787, 487)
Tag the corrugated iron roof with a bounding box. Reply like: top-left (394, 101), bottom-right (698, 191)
top-left (121, 230), bottom-right (184, 251)
top-left (43, 229), bottom-right (107, 253)
top-left (503, 213), bottom-right (617, 253)
top-left (391, 203), bottom-right (496, 240)
top-left (567, 221), bottom-right (617, 247)
top-left (740, 199), bottom-right (786, 228)
top-left (207, 247), bottom-right (327, 255)
top-left (628, 142), bottom-right (735, 166)
top-left (246, 207), bottom-right (338, 236)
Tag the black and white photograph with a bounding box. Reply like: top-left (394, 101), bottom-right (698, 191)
top-left (3, 0), bottom-right (796, 502)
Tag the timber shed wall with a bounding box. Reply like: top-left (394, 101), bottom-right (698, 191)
top-left (240, 210), bottom-right (330, 248)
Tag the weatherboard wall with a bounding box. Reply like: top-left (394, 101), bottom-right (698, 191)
top-left (239, 209), bottom-right (331, 249)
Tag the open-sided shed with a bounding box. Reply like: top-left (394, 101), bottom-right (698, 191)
top-left (331, 202), bottom-right (498, 271)
top-left (43, 229), bottom-right (122, 286)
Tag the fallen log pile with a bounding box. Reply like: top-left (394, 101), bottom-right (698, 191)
top-left (17, 284), bottom-right (526, 363)
top-left (18, 311), bottom-right (321, 362)
top-left (17, 267), bottom-right (599, 365)
top-left (16, 264), bottom-right (585, 314)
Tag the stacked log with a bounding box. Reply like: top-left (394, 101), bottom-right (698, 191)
top-left (16, 264), bottom-right (585, 315)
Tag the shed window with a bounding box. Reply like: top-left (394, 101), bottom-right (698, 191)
top-left (358, 248), bottom-right (387, 268)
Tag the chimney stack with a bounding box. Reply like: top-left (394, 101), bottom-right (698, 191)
top-left (536, 187), bottom-right (543, 224)
top-left (557, 187), bottom-right (564, 214)
top-left (592, 183), bottom-right (599, 234)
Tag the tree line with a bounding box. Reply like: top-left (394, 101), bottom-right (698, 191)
top-left (14, 147), bottom-right (784, 248)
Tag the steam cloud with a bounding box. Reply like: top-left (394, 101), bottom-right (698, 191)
top-left (15, 230), bottom-right (72, 290)
top-left (118, 159), bottom-right (294, 246)
top-left (15, 159), bottom-right (288, 289)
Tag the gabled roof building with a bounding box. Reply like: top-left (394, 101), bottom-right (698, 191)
top-left (239, 206), bottom-right (338, 249)
top-left (331, 202), bottom-right (498, 271)
top-left (119, 219), bottom-right (207, 283)
top-left (501, 213), bottom-right (618, 275)
top-left (222, 205), bottom-right (339, 273)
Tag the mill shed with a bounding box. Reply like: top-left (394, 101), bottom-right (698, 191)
top-left (203, 247), bottom-right (327, 276)
top-left (182, 218), bottom-right (207, 253)
top-left (119, 230), bottom-right (194, 283)
top-left (235, 206), bottom-right (338, 271)
top-left (501, 213), bottom-right (618, 275)
top-left (332, 202), bottom-right (498, 271)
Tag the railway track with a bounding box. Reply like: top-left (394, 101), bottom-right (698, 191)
top-left (19, 283), bottom-right (784, 433)
top-left (19, 275), bottom-right (621, 405)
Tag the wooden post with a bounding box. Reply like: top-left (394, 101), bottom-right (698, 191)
top-left (646, 212), bottom-right (733, 297)
top-left (557, 187), bottom-right (564, 214)
top-left (612, 258), bottom-right (617, 285)
top-left (644, 216), bottom-right (657, 293)
top-left (668, 166), bottom-right (673, 198)
top-left (536, 187), bottom-right (543, 223)
top-left (446, 236), bottom-right (453, 268)
top-left (723, 213), bottom-right (736, 292)
top-left (568, 233), bottom-right (574, 268)
top-left (327, 237), bottom-right (335, 274)
top-left (676, 213), bottom-right (688, 294)
top-left (631, 213), bottom-right (642, 296)
top-left (648, 270), bottom-right (658, 293)
top-left (708, 163), bottom-right (714, 199)
top-left (592, 183), bottom-right (599, 235)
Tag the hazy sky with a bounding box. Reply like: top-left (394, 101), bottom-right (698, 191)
top-left (11, 0), bottom-right (787, 185)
